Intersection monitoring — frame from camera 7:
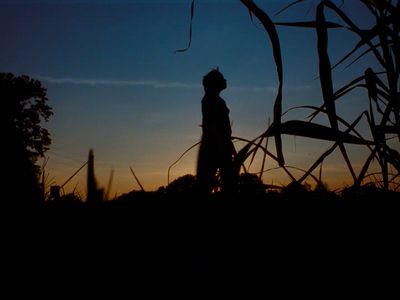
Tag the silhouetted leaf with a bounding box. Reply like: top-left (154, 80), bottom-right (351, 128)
top-left (263, 120), bottom-right (374, 145)
top-left (275, 21), bottom-right (343, 28)
top-left (316, 2), bottom-right (337, 131)
top-left (234, 141), bottom-right (256, 171)
top-left (324, 0), bottom-right (386, 66)
top-left (175, 0), bottom-right (195, 53)
top-left (365, 68), bottom-right (378, 101)
top-left (384, 146), bottom-right (400, 172)
top-left (241, 0), bottom-right (284, 166)
top-left (376, 125), bottom-right (400, 134)
top-left (167, 141), bottom-right (200, 184)
top-left (341, 42), bottom-right (381, 71)
top-left (274, 0), bottom-right (306, 16)
top-left (356, 148), bottom-right (378, 186)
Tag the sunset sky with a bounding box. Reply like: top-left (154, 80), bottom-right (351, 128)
top-left (1, 0), bottom-right (387, 197)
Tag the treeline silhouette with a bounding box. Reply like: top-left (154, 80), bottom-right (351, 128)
top-left (2, 73), bottom-right (52, 207)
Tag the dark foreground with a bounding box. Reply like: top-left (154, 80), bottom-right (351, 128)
top-left (3, 189), bottom-right (400, 296)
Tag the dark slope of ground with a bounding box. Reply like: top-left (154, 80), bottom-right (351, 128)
top-left (2, 189), bottom-right (399, 296)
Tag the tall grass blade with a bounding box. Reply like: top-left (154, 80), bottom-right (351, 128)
top-left (105, 168), bottom-right (114, 201)
top-left (61, 160), bottom-right (88, 189)
top-left (232, 136), bottom-right (295, 181)
top-left (264, 120), bottom-right (374, 145)
top-left (341, 43), bottom-right (382, 71)
top-left (168, 141), bottom-right (200, 184)
top-left (298, 112), bottom-right (366, 184)
top-left (316, 2), bottom-right (357, 182)
top-left (248, 136), bottom-right (264, 169)
top-left (233, 141), bottom-right (256, 174)
top-left (175, 0), bottom-right (195, 53)
top-left (232, 136), bottom-right (278, 162)
top-left (356, 148), bottom-right (378, 186)
top-left (241, 0), bottom-right (285, 166)
top-left (274, 21), bottom-right (343, 28)
top-left (275, 0), bottom-right (306, 16)
top-left (259, 133), bottom-right (269, 180)
top-left (324, 0), bottom-right (386, 66)
top-left (87, 149), bottom-right (100, 204)
top-left (130, 166), bottom-right (145, 192)
top-left (316, 2), bottom-right (337, 131)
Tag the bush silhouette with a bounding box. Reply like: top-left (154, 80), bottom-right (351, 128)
top-left (1, 73), bottom-right (52, 205)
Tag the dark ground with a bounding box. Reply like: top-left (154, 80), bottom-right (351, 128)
top-left (2, 189), bottom-right (399, 296)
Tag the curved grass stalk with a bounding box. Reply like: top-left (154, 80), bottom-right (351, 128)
top-left (167, 141), bottom-right (200, 185)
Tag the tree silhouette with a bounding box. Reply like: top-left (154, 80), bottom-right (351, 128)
top-left (1, 73), bottom-right (53, 206)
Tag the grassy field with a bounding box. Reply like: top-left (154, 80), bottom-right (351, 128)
top-left (3, 185), bottom-right (399, 297)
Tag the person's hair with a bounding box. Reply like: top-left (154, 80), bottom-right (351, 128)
top-left (203, 68), bottom-right (224, 92)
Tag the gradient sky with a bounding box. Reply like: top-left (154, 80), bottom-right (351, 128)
top-left (1, 0), bottom-right (389, 197)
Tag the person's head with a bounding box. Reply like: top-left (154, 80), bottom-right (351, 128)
top-left (203, 68), bottom-right (227, 94)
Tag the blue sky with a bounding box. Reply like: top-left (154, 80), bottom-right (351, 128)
top-left (1, 0), bottom-right (384, 196)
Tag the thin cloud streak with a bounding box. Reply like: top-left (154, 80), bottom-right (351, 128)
top-left (36, 75), bottom-right (282, 92)
top-left (36, 75), bottom-right (311, 93)
top-left (36, 75), bottom-right (201, 89)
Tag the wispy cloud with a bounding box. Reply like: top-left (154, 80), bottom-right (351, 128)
top-left (36, 75), bottom-right (202, 89)
top-left (36, 75), bottom-right (311, 92)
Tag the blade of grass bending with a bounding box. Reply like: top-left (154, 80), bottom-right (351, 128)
top-left (130, 166), bottom-right (145, 192)
top-left (105, 168), bottom-right (114, 201)
top-left (318, 159), bottom-right (323, 184)
top-left (259, 165), bottom-right (320, 185)
top-left (388, 6), bottom-right (400, 85)
top-left (389, 172), bottom-right (400, 184)
top-left (376, 125), bottom-right (400, 134)
top-left (316, 2), bottom-right (357, 182)
top-left (291, 106), bottom-right (376, 150)
top-left (263, 120), bottom-right (375, 145)
top-left (375, 63), bottom-right (398, 187)
top-left (175, 0), bottom-right (195, 53)
top-left (331, 36), bottom-right (378, 71)
top-left (274, 0), bottom-right (306, 16)
top-left (334, 73), bottom-right (388, 101)
top-left (297, 112), bottom-right (366, 184)
top-left (383, 145), bottom-right (400, 173)
top-left (365, 68), bottom-right (378, 126)
top-left (61, 161), bottom-right (88, 188)
top-left (331, 23), bottom-right (383, 71)
top-left (232, 136), bottom-right (295, 181)
top-left (248, 136), bottom-right (264, 169)
top-left (234, 141), bottom-right (255, 173)
top-left (287, 165), bottom-right (321, 186)
top-left (341, 43), bottom-right (382, 71)
top-left (167, 141), bottom-right (201, 184)
top-left (87, 149), bottom-right (99, 203)
top-left (377, 12), bottom-right (400, 143)
top-left (324, 1), bottom-right (386, 67)
top-left (360, 0), bottom-right (379, 18)
top-left (316, 2), bottom-right (337, 131)
top-left (72, 182), bottom-right (79, 195)
top-left (232, 136), bottom-right (278, 161)
top-left (355, 148), bottom-right (378, 186)
top-left (333, 71), bottom-right (387, 101)
top-left (241, 0), bottom-right (284, 166)
top-left (275, 21), bottom-right (344, 28)
top-left (259, 134), bottom-right (269, 180)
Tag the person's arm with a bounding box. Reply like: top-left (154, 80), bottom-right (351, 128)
top-left (203, 100), bottom-right (233, 154)
top-left (202, 101), bottom-right (221, 142)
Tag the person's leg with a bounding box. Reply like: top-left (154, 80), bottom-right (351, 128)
top-left (196, 143), bottom-right (218, 196)
top-left (219, 154), bottom-right (238, 195)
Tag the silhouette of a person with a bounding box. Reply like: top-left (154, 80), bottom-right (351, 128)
top-left (196, 68), bottom-right (236, 195)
